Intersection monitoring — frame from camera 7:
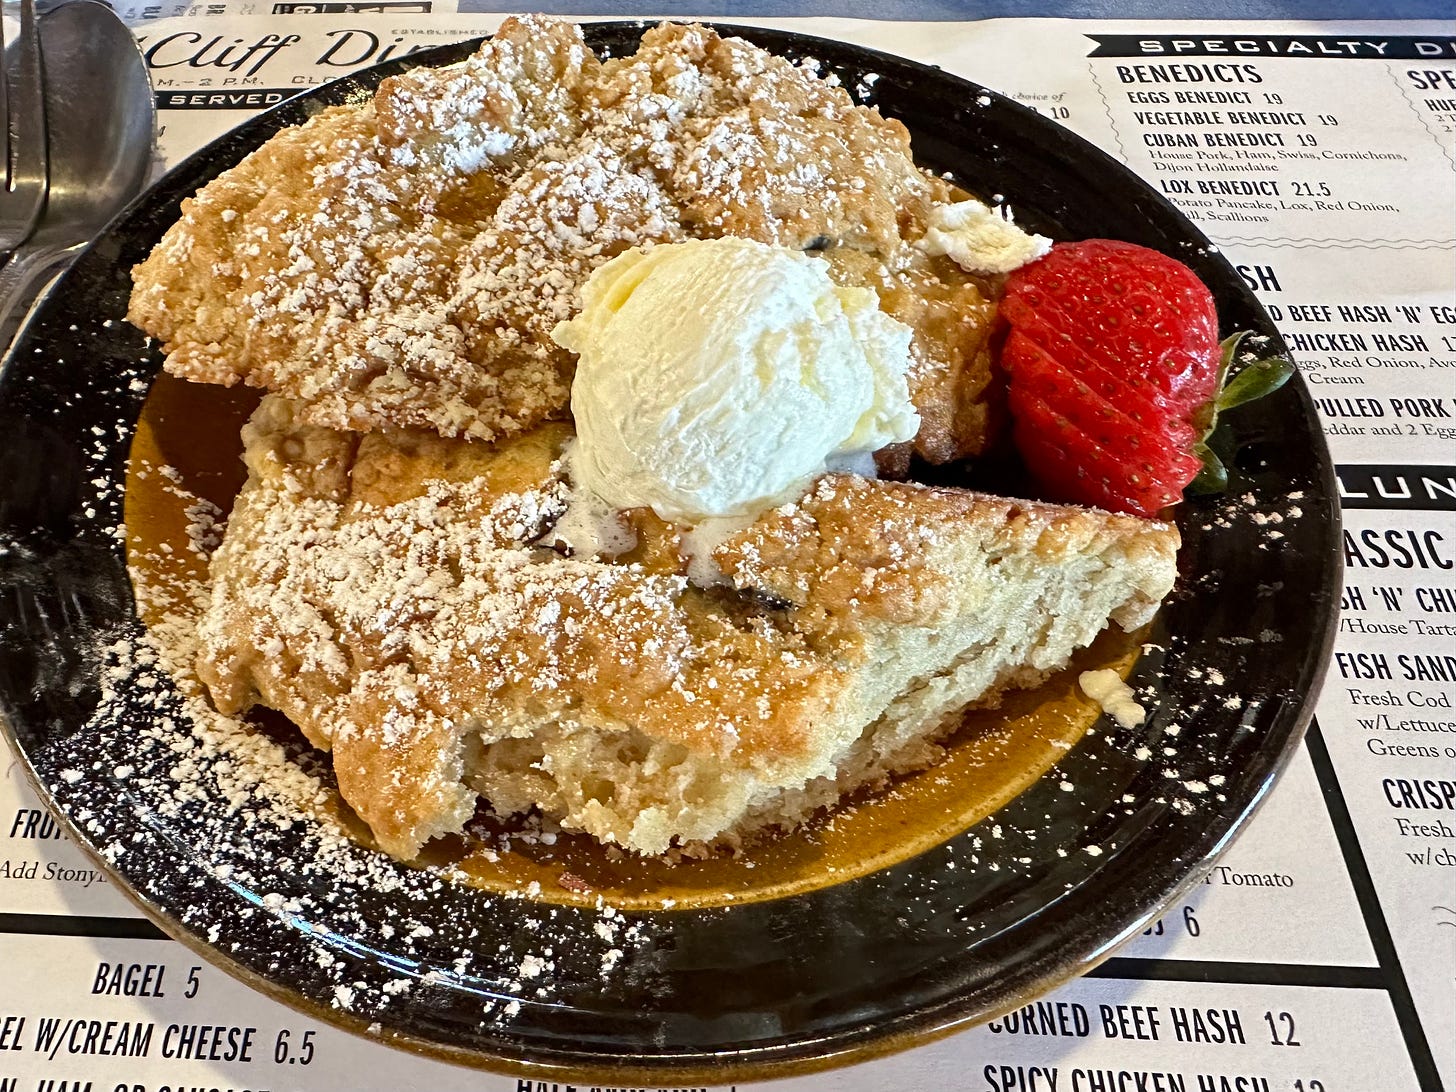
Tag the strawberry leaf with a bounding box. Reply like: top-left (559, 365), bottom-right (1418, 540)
top-left (1188, 441), bottom-right (1227, 495)
top-left (1187, 333), bottom-right (1294, 497)
top-left (1194, 333), bottom-right (1296, 447)
top-left (1218, 355), bottom-right (1296, 412)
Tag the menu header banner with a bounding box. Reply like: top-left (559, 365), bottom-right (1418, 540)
top-left (1086, 35), bottom-right (1456, 59)
top-left (1337, 465), bottom-right (1456, 511)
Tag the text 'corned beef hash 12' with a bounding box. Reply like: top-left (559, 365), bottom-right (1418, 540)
top-left (126, 15), bottom-right (1290, 862)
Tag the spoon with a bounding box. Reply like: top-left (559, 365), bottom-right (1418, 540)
top-left (0, 0), bottom-right (154, 332)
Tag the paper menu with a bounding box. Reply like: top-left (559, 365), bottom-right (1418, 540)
top-left (0, 931), bottom-right (1431, 1091)
top-left (3, 12), bottom-right (1453, 1092)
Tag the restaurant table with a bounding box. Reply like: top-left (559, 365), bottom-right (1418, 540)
top-left (1, 2), bottom-right (1452, 1090)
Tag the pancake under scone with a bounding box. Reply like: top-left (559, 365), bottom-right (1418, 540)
top-left (200, 396), bottom-right (1179, 859)
top-left (128, 16), bottom-right (1002, 463)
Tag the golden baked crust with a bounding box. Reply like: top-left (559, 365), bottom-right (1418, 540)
top-left (716, 474), bottom-right (1177, 633)
top-left (200, 397), bottom-right (1178, 858)
top-left (129, 17), bottom-right (1000, 463)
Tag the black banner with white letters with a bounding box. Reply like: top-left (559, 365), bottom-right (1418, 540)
top-left (1087, 35), bottom-right (1456, 60)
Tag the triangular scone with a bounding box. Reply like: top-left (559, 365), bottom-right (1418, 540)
top-left (199, 396), bottom-right (1178, 859)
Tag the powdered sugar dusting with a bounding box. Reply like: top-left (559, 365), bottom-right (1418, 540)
top-left (31, 453), bottom-right (657, 1034)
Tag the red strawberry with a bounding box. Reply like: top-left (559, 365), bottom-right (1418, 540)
top-left (1000, 239), bottom-right (1291, 518)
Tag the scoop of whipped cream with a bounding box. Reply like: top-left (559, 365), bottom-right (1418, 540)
top-left (551, 237), bottom-right (919, 525)
top-left (916, 199), bottom-right (1052, 275)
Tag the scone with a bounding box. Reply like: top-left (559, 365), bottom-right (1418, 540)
top-left (198, 397), bottom-right (1178, 859)
top-left (127, 15), bottom-right (1004, 463)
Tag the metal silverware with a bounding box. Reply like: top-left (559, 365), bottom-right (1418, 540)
top-left (0, 0), bottom-right (153, 347)
top-left (0, 0), bottom-right (46, 255)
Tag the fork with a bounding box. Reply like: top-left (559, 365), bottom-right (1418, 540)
top-left (0, 0), bottom-right (46, 255)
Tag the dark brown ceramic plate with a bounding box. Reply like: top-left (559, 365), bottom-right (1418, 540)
top-left (0, 23), bottom-right (1339, 1085)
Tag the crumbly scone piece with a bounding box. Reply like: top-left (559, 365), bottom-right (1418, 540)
top-left (201, 399), bottom-right (1179, 859)
top-left (130, 17), bottom-right (1007, 461)
top-left (203, 398), bottom-right (844, 857)
top-left (129, 16), bottom-right (600, 443)
top-left (604, 23), bottom-right (935, 253)
top-left (373, 16), bottom-right (596, 175)
top-left (450, 145), bottom-right (685, 385)
top-left (714, 474), bottom-right (1175, 637)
